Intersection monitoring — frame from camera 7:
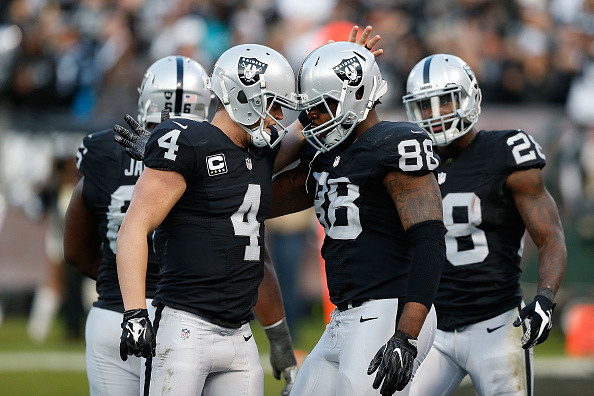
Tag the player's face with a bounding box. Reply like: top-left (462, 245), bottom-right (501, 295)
top-left (307, 98), bottom-right (338, 127)
top-left (419, 94), bottom-right (458, 132)
top-left (263, 98), bottom-right (284, 129)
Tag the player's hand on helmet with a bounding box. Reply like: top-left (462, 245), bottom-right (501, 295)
top-left (264, 318), bottom-right (298, 396)
top-left (119, 308), bottom-right (155, 361)
top-left (367, 330), bottom-right (417, 395)
top-left (328, 25), bottom-right (383, 58)
top-left (113, 114), bottom-right (151, 161)
top-left (513, 294), bottom-right (555, 349)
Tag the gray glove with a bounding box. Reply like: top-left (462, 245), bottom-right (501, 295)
top-left (114, 114), bottom-right (150, 161)
top-left (264, 318), bottom-right (298, 396)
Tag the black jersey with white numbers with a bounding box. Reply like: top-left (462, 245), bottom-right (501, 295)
top-left (143, 119), bottom-right (278, 324)
top-left (435, 129), bottom-right (546, 331)
top-left (306, 121), bottom-right (440, 307)
top-left (77, 129), bottom-right (158, 313)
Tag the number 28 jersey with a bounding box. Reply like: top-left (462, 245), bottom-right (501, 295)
top-left (435, 129), bottom-right (546, 331)
top-left (143, 119), bottom-right (278, 324)
top-left (306, 121), bottom-right (439, 306)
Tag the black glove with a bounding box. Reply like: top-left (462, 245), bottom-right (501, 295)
top-left (114, 114), bottom-right (151, 161)
top-left (264, 318), bottom-right (298, 396)
top-left (513, 294), bottom-right (555, 349)
top-left (367, 330), bottom-right (418, 395)
top-left (120, 308), bottom-right (155, 361)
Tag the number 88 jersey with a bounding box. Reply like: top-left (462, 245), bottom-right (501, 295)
top-left (435, 129), bottom-right (546, 331)
top-left (306, 121), bottom-right (439, 307)
top-left (143, 119), bottom-right (278, 324)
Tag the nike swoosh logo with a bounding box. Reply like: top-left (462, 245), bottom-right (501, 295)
top-left (394, 348), bottom-right (403, 366)
top-left (360, 316), bottom-right (378, 323)
top-left (172, 121), bottom-right (188, 129)
top-left (243, 334), bottom-right (253, 342)
top-left (411, 129), bottom-right (424, 134)
top-left (487, 324), bottom-right (506, 333)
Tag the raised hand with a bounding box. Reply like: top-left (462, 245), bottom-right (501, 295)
top-left (114, 114), bottom-right (151, 161)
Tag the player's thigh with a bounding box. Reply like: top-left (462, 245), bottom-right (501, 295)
top-left (85, 306), bottom-right (141, 396)
top-left (409, 331), bottom-right (466, 396)
top-left (203, 323), bottom-right (263, 396)
top-left (469, 308), bottom-right (534, 396)
top-left (147, 307), bottom-right (207, 396)
top-left (290, 325), bottom-right (338, 396)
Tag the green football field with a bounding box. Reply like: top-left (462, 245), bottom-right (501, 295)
top-left (0, 313), bottom-right (591, 396)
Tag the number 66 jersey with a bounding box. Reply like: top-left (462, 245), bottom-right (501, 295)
top-left (306, 121), bottom-right (440, 307)
top-left (435, 129), bottom-right (546, 331)
top-left (143, 119), bottom-right (278, 324)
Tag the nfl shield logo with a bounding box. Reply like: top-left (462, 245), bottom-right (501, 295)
top-left (246, 158), bottom-right (252, 170)
top-left (181, 328), bottom-right (190, 339)
top-left (438, 172), bottom-right (446, 185)
top-left (238, 57), bottom-right (268, 86)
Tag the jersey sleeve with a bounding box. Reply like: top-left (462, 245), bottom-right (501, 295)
top-left (143, 122), bottom-right (197, 182)
top-left (502, 130), bottom-right (546, 173)
top-left (375, 123), bottom-right (441, 175)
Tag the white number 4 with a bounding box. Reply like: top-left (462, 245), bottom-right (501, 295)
top-left (158, 129), bottom-right (181, 160)
top-left (231, 184), bottom-right (262, 261)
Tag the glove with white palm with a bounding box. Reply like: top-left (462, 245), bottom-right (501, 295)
top-left (513, 292), bottom-right (555, 349)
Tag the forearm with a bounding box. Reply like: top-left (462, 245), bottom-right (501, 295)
top-left (254, 250), bottom-right (286, 326)
top-left (116, 226), bottom-right (149, 310)
top-left (397, 302), bottom-right (428, 338)
top-left (536, 239), bottom-right (567, 297)
top-left (269, 167), bottom-right (313, 219)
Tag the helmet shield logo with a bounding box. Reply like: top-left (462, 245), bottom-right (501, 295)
top-left (333, 57), bottom-right (362, 86)
top-left (238, 57), bottom-right (268, 86)
top-left (164, 91), bottom-right (173, 100)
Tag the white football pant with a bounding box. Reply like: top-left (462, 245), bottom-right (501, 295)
top-left (410, 306), bottom-right (534, 396)
top-left (146, 306), bottom-right (263, 396)
top-left (291, 298), bottom-right (436, 396)
top-left (85, 300), bottom-right (155, 396)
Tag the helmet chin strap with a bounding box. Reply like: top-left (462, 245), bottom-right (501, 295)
top-left (218, 79), bottom-right (269, 148)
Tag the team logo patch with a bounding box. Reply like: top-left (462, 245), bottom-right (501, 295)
top-left (333, 156), bottom-right (340, 167)
top-left (206, 153), bottom-right (228, 176)
top-left (181, 328), bottom-right (190, 339)
top-left (246, 158), bottom-right (252, 170)
top-left (238, 57), bottom-right (268, 86)
top-left (333, 57), bottom-right (363, 86)
top-left (438, 172), bottom-right (446, 185)
top-left (164, 91), bottom-right (173, 100)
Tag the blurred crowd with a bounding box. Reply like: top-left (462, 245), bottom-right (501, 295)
top-left (1, 0), bottom-right (594, 129)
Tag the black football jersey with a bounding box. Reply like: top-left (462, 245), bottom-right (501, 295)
top-left (77, 130), bottom-right (158, 313)
top-left (306, 121), bottom-right (440, 307)
top-left (435, 129), bottom-right (546, 331)
top-left (143, 119), bottom-right (278, 323)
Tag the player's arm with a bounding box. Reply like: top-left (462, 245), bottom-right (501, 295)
top-left (384, 170), bottom-right (445, 337)
top-left (368, 170), bottom-right (445, 395)
top-left (268, 162), bottom-right (314, 218)
top-left (274, 118), bottom-right (306, 174)
top-left (117, 167), bottom-right (186, 310)
top-left (508, 167), bottom-right (567, 348)
top-left (63, 178), bottom-right (101, 280)
top-left (254, 247), bottom-right (297, 396)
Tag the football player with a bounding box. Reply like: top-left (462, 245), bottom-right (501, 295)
top-left (64, 56), bottom-right (211, 395)
top-left (115, 45), bottom-right (300, 396)
top-left (404, 54), bottom-right (567, 396)
top-left (268, 41), bottom-right (447, 396)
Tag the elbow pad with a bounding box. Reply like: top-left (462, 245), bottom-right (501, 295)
top-left (405, 220), bottom-right (446, 310)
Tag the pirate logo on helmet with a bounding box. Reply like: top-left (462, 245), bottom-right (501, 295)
top-left (333, 57), bottom-right (363, 86)
top-left (238, 57), bottom-right (268, 86)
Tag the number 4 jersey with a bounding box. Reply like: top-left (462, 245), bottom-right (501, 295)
top-left (435, 129), bottom-right (546, 331)
top-left (143, 119), bottom-right (278, 324)
top-left (77, 129), bottom-right (158, 313)
top-left (306, 121), bottom-right (439, 307)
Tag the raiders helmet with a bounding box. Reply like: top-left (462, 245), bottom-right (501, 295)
top-left (137, 56), bottom-right (211, 128)
top-left (209, 44), bottom-right (298, 148)
top-left (403, 54), bottom-right (482, 146)
top-left (297, 41), bottom-right (387, 152)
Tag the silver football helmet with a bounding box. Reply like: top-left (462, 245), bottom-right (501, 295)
top-left (297, 41), bottom-right (387, 152)
top-left (403, 54), bottom-right (482, 146)
top-left (137, 56), bottom-right (211, 128)
top-left (209, 44), bottom-right (298, 148)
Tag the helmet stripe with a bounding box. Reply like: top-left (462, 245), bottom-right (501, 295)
top-left (423, 55), bottom-right (434, 84)
top-left (174, 56), bottom-right (184, 115)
